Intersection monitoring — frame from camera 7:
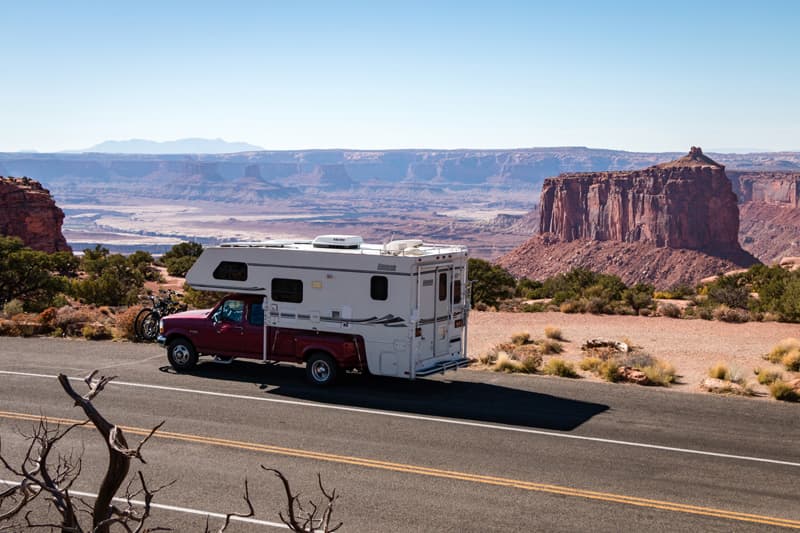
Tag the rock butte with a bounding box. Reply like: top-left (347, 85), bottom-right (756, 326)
top-left (0, 176), bottom-right (71, 253)
top-left (500, 148), bottom-right (760, 287)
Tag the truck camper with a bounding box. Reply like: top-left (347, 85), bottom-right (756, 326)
top-left (157, 235), bottom-right (470, 385)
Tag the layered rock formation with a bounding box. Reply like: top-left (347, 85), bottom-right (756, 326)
top-left (500, 148), bottom-right (759, 287)
top-left (0, 177), bottom-right (71, 253)
top-left (539, 147), bottom-right (740, 252)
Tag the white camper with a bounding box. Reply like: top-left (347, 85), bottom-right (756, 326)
top-left (161, 235), bottom-right (470, 383)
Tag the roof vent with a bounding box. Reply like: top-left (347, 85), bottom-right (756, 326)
top-left (312, 235), bottom-right (364, 249)
top-left (384, 239), bottom-right (424, 254)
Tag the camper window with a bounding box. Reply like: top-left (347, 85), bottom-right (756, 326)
top-left (370, 276), bottom-right (388, 301)
top-left (272, 278), bottom-right (303, 303)
top-left (453, 280), bottom-right (462, 304)
top-left (213, 261), bottom-right (248, 281)
top-left (438, 273), bottom-right (448, 301)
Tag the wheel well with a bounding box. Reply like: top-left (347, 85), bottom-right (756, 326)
top-left (167, 335), bottom-right (195, 352)
top-left (304, 349), bottom-right (333, 362)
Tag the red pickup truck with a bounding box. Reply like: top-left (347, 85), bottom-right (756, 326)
top-left (157, 293), bottom-right (366, 385)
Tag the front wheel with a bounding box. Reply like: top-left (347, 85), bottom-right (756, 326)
top-left (168, 338), bottom-right (198, 372)
top-left (140, 312), bottom-right (160, 341)
top-left (134, 308), bottom-right (153, 339)
top-left (305, 352), bottom-right (338, 386)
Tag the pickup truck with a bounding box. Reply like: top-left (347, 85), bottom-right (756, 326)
top-left (157, 293), bottom-right (366, 385)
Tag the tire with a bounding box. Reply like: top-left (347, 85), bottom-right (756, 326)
top-left (305, 352), bottom-right (338, 386)
top-left (134, 308), bottom-right (152, 339)
top-left (167, 338), bottom-right (198, 372)
top-left (140, 312), bottom-right (160, 342)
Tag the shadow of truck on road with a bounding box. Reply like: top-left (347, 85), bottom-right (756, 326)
top-left (160, 361), bottom-right (608, 432)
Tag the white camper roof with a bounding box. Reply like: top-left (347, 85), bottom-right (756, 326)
top-left (218, 235), bottom-right (467, 258)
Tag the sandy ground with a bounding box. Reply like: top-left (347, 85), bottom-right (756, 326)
top-left (467, 311), bottom-right (800, 398)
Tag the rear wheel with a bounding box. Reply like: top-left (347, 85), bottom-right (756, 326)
top-left (140, 312), bottom-right (160, 341)
top-left (306, 352), bottom-right (338, 386)
top-left (168, 338), bottom-right (198, 371)
top-left (134, 308), bottom-right (152, 339)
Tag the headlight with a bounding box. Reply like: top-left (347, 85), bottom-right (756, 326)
top-left (159, 319), bottom-right (164, 334)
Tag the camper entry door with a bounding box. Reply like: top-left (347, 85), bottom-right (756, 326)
top-left (418, 267), bottom-right (452, 360)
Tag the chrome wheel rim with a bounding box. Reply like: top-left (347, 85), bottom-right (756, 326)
top-left (311, 360), bottom-right (330, 382)
top-left (172, 345), bottom-right (191, 365)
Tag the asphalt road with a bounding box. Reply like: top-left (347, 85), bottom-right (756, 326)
top-left (0, 337), bottom-right (798, 532)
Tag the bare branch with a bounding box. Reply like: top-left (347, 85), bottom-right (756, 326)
top-left (263, 467), bottom-right (342, 533)
top-left (213, 478), bottom-right (255, 533)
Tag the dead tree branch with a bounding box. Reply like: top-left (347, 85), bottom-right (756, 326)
top-left (263, 467), bottom-right (342, 533)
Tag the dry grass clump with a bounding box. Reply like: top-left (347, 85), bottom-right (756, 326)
top-left (641, 361), bottom-right (677, 386)
top-left (510, 332), bottom-right (531, 346)
top-left (114, 305), bottom-right (143, 340)
top-left (493, 352), bottom-right (540, 374)
top-left (708, 363), bottom-right (732, 381)
top-left (543, 325), bottom-right (564, 341)
top-left (769, 381), bottom-right (799, 402)
top-left (658, 302), bottom-right (681, 318)
top-left (579, 356), bottom-right (603, 372)
top-left (782, 351), bottom-right (800, 372)
top-left (599, 358), bottom-right (622, 382)
top-left (539, 339), bottom-right (563, 355)
top-left (765, 338), bottom-right (800, 363)
top-left (543, 358), bottom-right (578, 378)
top-left (755, 368), bottom-right (782, 385)
top-left (712, 305), bottom-right (750, 323)
top-left (82, 323), bottom-right (112, 340)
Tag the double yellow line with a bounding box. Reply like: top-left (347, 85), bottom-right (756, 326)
top-left (2, 410), bottom-right (799, 529)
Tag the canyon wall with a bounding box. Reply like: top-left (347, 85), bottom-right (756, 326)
top-left (538, 147), bottom-right (741, 251)
top-left (0, 177), bottom-right (71, 253)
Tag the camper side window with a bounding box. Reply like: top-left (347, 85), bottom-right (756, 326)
top-left (453, 280), bottom-right (462, 304)
top-left (438, 273), bottom-right (448, 301)
top-left (213, 261), bottom-right (248, 281)
top-left (272, 278), bottom-right (303, 303)
top-left (370, 276), bottom-right (388, 301)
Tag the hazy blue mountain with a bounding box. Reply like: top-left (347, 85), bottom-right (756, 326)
top-left (74, 138), bottom-right (263, 154)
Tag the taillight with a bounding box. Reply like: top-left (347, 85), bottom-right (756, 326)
top-left (415, 327), bottom-right (422, 337)
top-left (454, 319), bottom-right (464, 328)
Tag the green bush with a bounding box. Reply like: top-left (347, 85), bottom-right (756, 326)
top-left (166, 255), bottom-right (198, 277)
top-left (0, 236), bottom-right (77, 311)
top-left (2, 299), bottom-right (24, 317)
top-left (468, 258), bottom-right (516, 307)
top-left (71, 247), bottom-right (144, 306)
top-left (658, 302), bottom-right (681, 318)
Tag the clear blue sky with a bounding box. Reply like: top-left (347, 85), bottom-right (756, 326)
top-left (1, 0), bottom-right (798, 152)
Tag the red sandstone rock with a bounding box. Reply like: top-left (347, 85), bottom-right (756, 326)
top-left (538, 147), bottom-right (740, 251)
top-left (0, 176), bottom-right (71, 253)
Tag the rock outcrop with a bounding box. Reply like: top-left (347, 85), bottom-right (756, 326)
top-left (729, 171), bottom-right (800, 207)
top-left (500, 148), bottom-right (759, 287)
top-left (0, 177), bottom-right (71, 253)
top-left (539, 147), bottom-right (740, 252)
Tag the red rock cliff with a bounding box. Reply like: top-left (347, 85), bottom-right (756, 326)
top-left (538, 147), bottom-right (740, 251)
top-left (0, 176), bottom-right (71, 253)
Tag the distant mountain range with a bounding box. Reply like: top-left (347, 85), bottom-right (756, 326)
top-left (71, 138), bottom-right (264, 154)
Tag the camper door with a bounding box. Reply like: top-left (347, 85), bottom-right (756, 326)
top-left (418, 267), bottom-right (452, 360)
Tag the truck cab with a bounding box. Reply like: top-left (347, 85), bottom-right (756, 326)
top-left (158, 293), bottom-right (367, 385)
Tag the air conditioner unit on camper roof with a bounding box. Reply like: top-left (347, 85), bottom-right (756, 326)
top-left (312, 235), bottom-right (363, 249)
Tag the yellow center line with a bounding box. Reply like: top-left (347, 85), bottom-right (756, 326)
top-left (2, 410), bottom-right (798, 529)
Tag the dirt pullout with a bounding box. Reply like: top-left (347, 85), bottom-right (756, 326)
top-left (467, 311), bottom-right (800, 397)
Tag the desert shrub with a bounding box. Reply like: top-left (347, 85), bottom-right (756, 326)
top-left (658, 302), bottom-right (681, 318)
top-left (599, 359), bottom-right (622, 382)
top-left (641, 361), bottom-right (676, 386)
top-left (620, 352), bottom-right (657, 369)
top-left (72, 247), bottom-right (145, 306)
top-left (622, 283), bottom-right (654, 313)
top-left (468, 258), bottom-right (516, 307)
top-left (494, 352), bottom-right (525, 373)
top-left (543, 358), bottom-right (578, 378)
top-left (478, 351), bottom-right (497, 365)
top-left (654, 284), bottom-right (695, 300)
top-left (182, 285), bottom-right (226, 309)
top-left (638, 308), bottom-right (652, 317)
top-left (515, 278), bottom-right (544, 299)
top-left (682, 306), bottom-right (696, 318)
top-left (579, 356), bottom-right (603, 372)
top-left (559, 300), bottom-right (584, 313)
top-left (82, 323), bottom-right (112, 340)
top-left (511, 332), bottom-right (531, 346)
top-left (766, 338), bottom-right (800, 363)
top-left (769, 381), bottom-right (799, 402)
top-left (0, 237), bottom-right (77, 311)
top-left (712, 305), bottom-right (750, 323)
top-left (755, 368), bottom-right (781, 385)
top-left (543, 325), bottom-right (563, 340)
top-left (2, 299), bottom-right (24, 317)
top-left (783, 351), bottom-right (800, 372)
top-left (114, 305), bottom-right (143, 340)
top-left (127, 250), bottom-right (160, 281)
top-left (585, 296), bottom-right (609, 314)
top-left (521, 302), bottom-right (547, 312)
top-left (697, 306), bottom-right (713, 320)
top-left (705, 275), bottom-right (750, 309)
top-left (166, 255), bottom-right (197, 277)
top-left (520, 354), bottom-right (541, 373)
top-left (539, 339), bottom-right (563, 355)
top-left (708, 363), bottom-right (730, 381)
